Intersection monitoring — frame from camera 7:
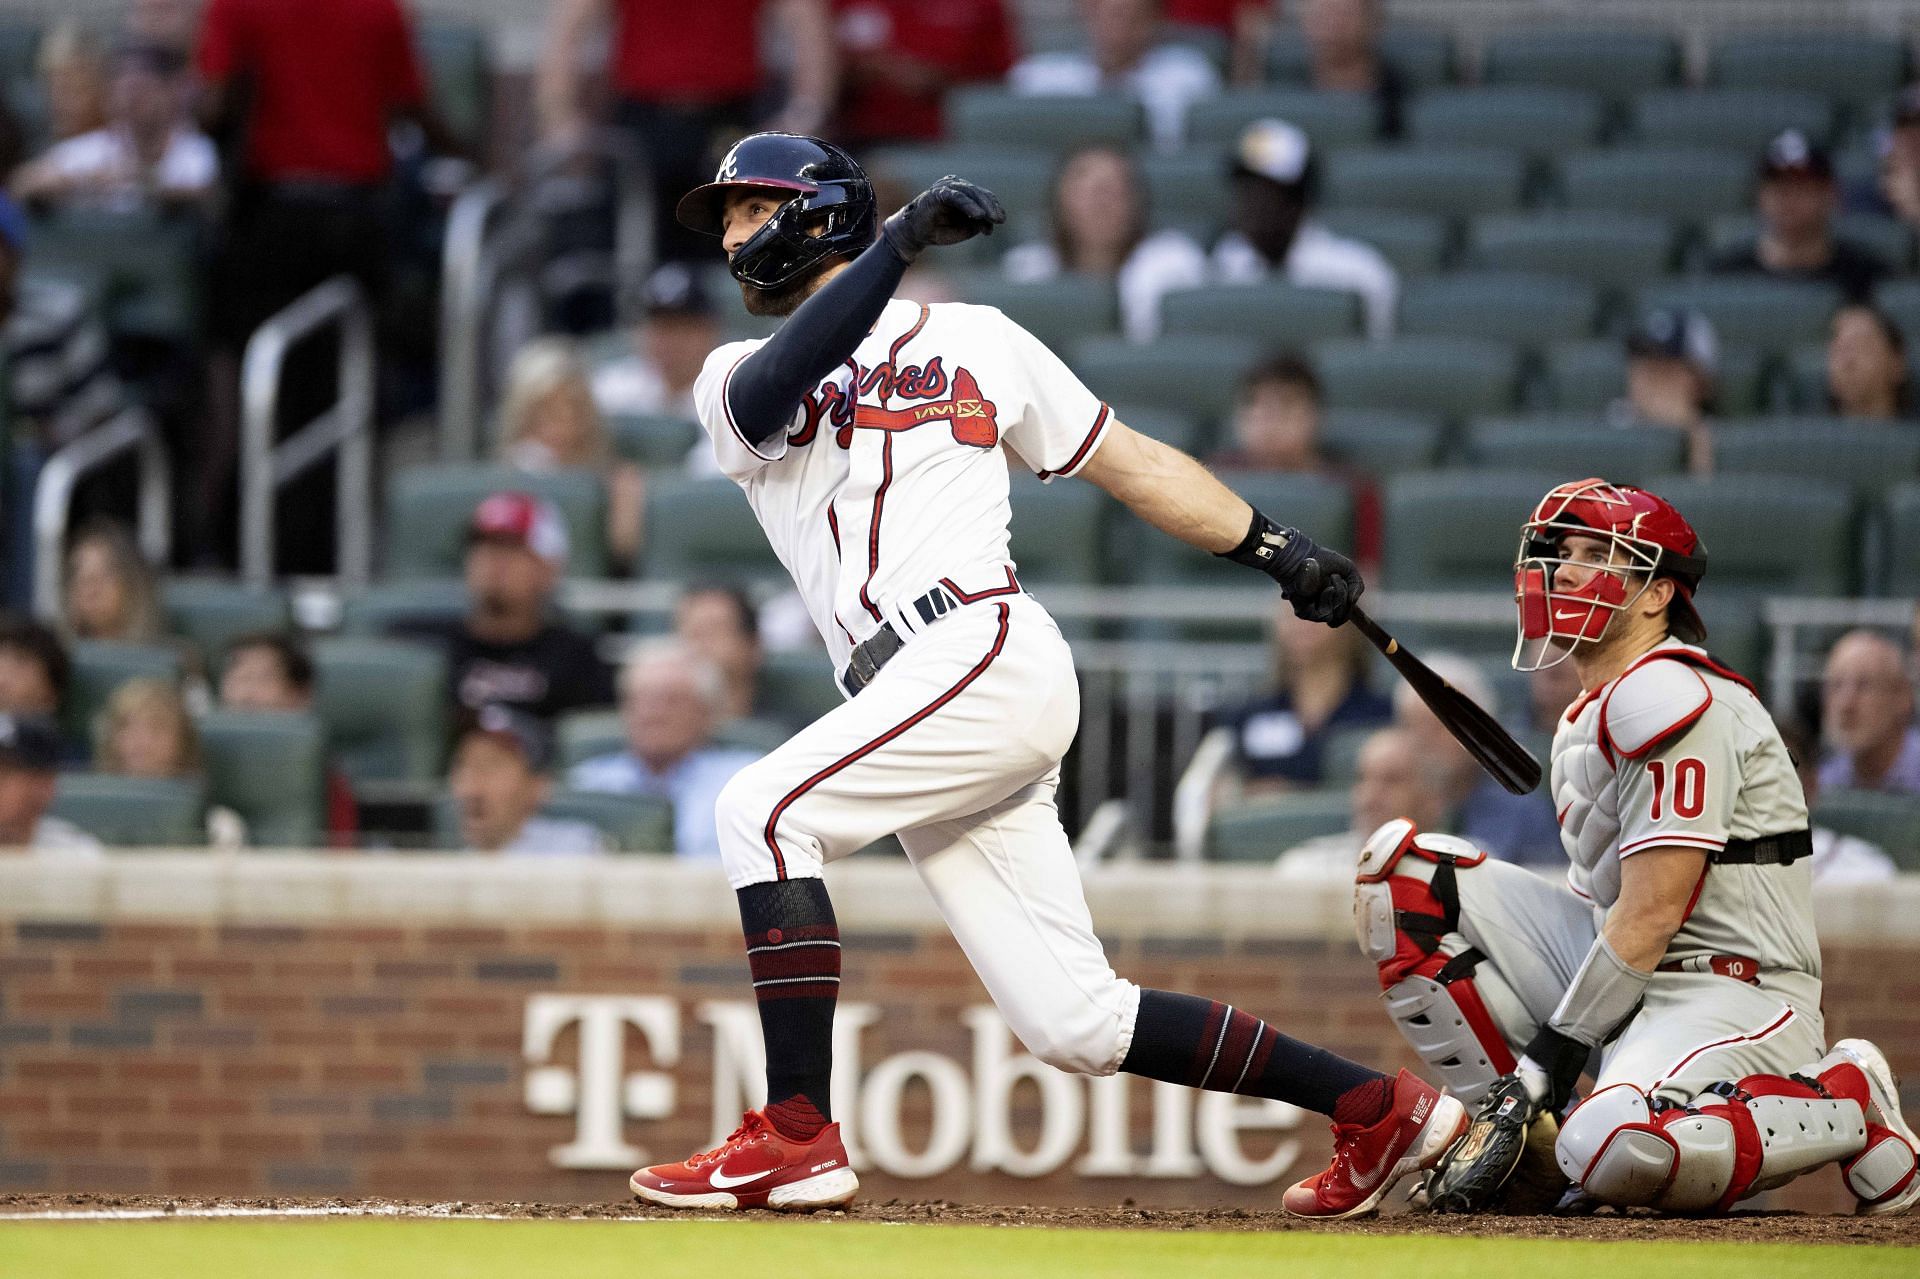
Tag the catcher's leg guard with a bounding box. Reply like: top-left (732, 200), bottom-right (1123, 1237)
top-left (1822, 1039), bottom-right (1920, 1214)
top-left (1355, 819), bottom-right (1519, 1105)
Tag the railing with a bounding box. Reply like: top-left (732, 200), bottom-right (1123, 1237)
top-left (239, 277), bottom-right (375, 588)
top-left (32, 407), bottom-right (170, 619)
top-left (1761, 597), bottom-right (1919, 707)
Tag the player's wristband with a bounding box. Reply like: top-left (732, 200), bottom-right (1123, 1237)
top-left (1518, 1028), bottom-right (1590, 1113)
top-left (1217, 508), bottom-right (1312, 584)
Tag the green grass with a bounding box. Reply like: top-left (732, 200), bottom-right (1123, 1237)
top-left (0, 1219), bottom-right (1912, 1279)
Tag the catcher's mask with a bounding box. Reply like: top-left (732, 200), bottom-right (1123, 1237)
top-left (1512, 478), bottom-right (1707, 673)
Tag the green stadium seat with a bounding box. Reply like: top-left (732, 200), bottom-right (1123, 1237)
top-left (311, 638), bottom-right (449, 784)
top-left (1141, 151), bottom-right (1231, 233)
top-left (947, 90), bottom-right (1144, 151)
top-left (1008, 473), bottom-right (1112, 583)
top-left (607, 413), bottom-right (701, 467)
top-left (1555, 148), bottom-right (1752, 223)
top-left (1814, 790), bottom-right (1920, 870)
top-left (1318, 208), bottom-right (1453, 276)
top-left (1184, 89), bottom-right (1379, 148)
top-left (197, 710), bottom-right (327, 847)
top-left (49, 775), bottom-right (206, 848)
top-left (1709, 33), bottom-right (1908, 121)
top-left (160, 579), bottom-right (292, 664)
top-left (1481, 29), bottom-right (1681, 97)
top-left (1654, 476), bottom-right (1858, 596)
top-left (713, 717), bottom-right (788, 753)
top-left (0, 20), bottom-right (39, 86)
top-left (1159, 282), bottom-right (1362, 345)
top-left (1310, 336), bottom-right (1522, 421)
top-left (1461, 415), bottom-right (1687, 484)
top-left (1131, 472), bottom-right (1350, 585)
top-left (1636, 277), bottom-right (1841, 351)
top-left (1207, 791), bottom-right (1352, 863)
top-left (1321, 409), bottom-right (1447, 477)
top-left (1876, 279), bottom-right (1920, 345)
top-left (1110, 403), bottom-right (1207, 455)
top-left (1397, 272), bottom-right (1599, 345)
top-left (556, 709), bottom-right (625, 769)
top-left (1465, 212), bottom-right (1677, 292)
top-left (66, 641), bottom-right (185, 746)
top-left (1703, 212), bottom-right (1911, 273)
top-left (1688, 591), bottom-right (1766, 681)
top-left (1267, 27), bottom-right (1456, 90)
top-left (1538, 340), bottom-right (1771, 416)
top-left (1318, 724), bottom-right (1381, 787)
top-left (1382, 470), bottom-right (1563, 590)
top-left (758, 648), bottom-right (842, 729)
top-left (1713, 418), bottom-right (1920, 498)
top-left (1886, 482), bottom-right (1920, 597)
top-left (867, 147), bottom-right (1056, 223)
top-left (642, 475), bottom-right (785, 584)
top-left (1406, 88), bottom-right (1606, 155)
top-left (1073, 335), bottom-right (1264, 421)
top-left (26, 208), bottom-right (203, 344)
top-left (417, 19), bottom-right (492, 154)
top-left (959, 274), bottom-right (1119, 351)
top-left (1628, 89), bottom-right (1835, 151)
top-left (385, 464), bottom-right (608, 580)
top-left (340, 579), bottom-right (469, 636)
top-left (540, 790), bottom-right (674, 854)
top-left (1322, 148), bottom-right (1528, 218)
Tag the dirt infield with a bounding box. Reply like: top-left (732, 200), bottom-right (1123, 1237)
top-left (3, 1193), bottom-right (1917, 1245)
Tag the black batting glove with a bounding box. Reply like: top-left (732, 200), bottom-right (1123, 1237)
top-left (1219, 509), bottom-right (1365, 627)
top-left (882, 177), bottom-right (1006, 262)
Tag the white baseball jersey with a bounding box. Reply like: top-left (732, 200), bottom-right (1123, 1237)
top-left (694, 298), bottom-right (1112, 669)
top-left (1550, 639), bottom-right (1819, 976)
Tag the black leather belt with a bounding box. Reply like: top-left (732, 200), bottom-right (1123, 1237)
top-left (1711, 829), bottom-right (1812, 865)
top-left (840, 586), bottom-right (959, 697)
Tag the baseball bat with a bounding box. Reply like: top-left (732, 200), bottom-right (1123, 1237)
top-left (1348, 605), bottom-right (1543, 795)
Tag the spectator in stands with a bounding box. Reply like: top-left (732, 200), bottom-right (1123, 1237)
top-left (37, 22), bottom-right (110, 145)
top-left (498, 338), bottom-right (644, 569)
top-left (1208, 119), bottom-right (1398, 340)
top-left (1711, 130), bottom-right (1888, 302)
top-left (1272, 726), bottom-right (1450, 878)
top-left (538, 0), bottom-right (838, 262)
top-left (61, 520), bottom-right (162, 644)
top-left (450, 705), bottom-right (608, 855)
top-left (592, 265), bottom-right (721, 426)
top-left (0, 713), bottom-right (101, 857)
top-left (94, 677), bottom-right (198, 779)
top-left (1009, 0), bottom-right (1221, 151)
top-left (1214, 599), bottom-right (1391, 793)
top-left (0, 618), bottom-right (77, 760)
top-left (392, 493), bottom-right (616, 726)
top-left (1825, 302), bottom-right (1912, 421)
top-left (218, 632), bottom-right (358, 846)
top-left (675, 584), bottom-right (771, 725)
top-left (1299, 0), bottom-right (1404, 139)
top-left (1001, 145), bottom-right (1207, 344)
top-left (1612, 307), bottom-right (1717, 476)
top-left (833, 0), bottom-right (1017, 145)
top-left (1848, 85), bottom-right (1920, 225)
top-left (1164, 0), bottom-right (1273, 85)
top-left (1819, 629), bottom-right (1920, 796)
top-left (570, 640), bottom-right (762, 858)
top-left (1392, 653), bottom-right (1561, 867)
top-left (11, 44), bottom-right (216, 215)
top-left (125, 0), bottom-right (200, 60)
top-left (1776, 715), bottom-right (1897, 884)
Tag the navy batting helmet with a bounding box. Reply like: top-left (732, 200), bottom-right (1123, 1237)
top-left (676, 133), bottom-right (876, 290)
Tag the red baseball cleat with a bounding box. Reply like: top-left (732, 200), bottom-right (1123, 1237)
top-left (629, 1110), bottom-right (859, 1211)
top-left (1282, 1070), bottom-right (1468, 1219)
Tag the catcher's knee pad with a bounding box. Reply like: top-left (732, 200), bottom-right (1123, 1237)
top-left (1354, 819), bottom-right (1516, 1104)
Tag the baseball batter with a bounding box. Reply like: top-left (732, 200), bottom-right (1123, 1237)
top-left (1353, 477), bottom-right (1919, 1215)
top-left (625, 132), bottom-right (1465, 1217)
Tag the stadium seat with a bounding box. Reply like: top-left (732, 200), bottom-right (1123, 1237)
top-left (1320, 409), bottom-right (1447, 476)
top-left (417, 19), bottom-right (492, 154)
top-left (26, 208), bottom-right (203, 344)
top-left (1141, 151), bottom-right (1231, 234)
top-left (1465, 211), bottom-right (1676, 292)
top-left (540, 790), bottom-right (674, 854)
top-left (1709, 33), bottom-right (1908, 121)
top-left (1703, 212), bottom-right (1912, 273)
top-left (1876, 278), bottom-right (1920, 344)
top-left (65, 641), bottom-right (186, 745)
top-left (0, 20), bottom-right (38, 86)
top-left (867, 147), bottom-right (1057, 225)
top-left (1317, 724), bottom-right (1381, 786)
top-left (1654, 476), bottom-right (1859, 596)
top-left (642, 475), bottom-right (786, 584)
top-left (1406, 87), bottom-right (1606, 155)
top-left (757, 648), bottom-right (842, 729)
top-left (1481, 29), bottom-right (1681, 97)
top-left (607, 413), bottom-right (701, 467)
top-left (1073, 334), bottom-right (1264, 421)
top-left (556, 709), bottom-right (625, 770)
top-left (1130, 472), bottom-right (1350, 585)
top-left (947, 90), bottom-right (1144, 151)
top-left (1382, 470), bottom-right (1564, 590)
top-left (1317, 208), bottom-right (1454, 276)
top-left (1267, 26), bottom-right (1456, 90)
top-left (1322, 148), bottom-right (1528, 218)
top-left (1206, 791), bottom-right (1352, 863)
top-left (959, 274), bottom-right (1119, 351)
top-left (1687, 591), bottom-right (1766, 680)
top-left (197, 710), bottom-right (328, 847)
top-left (1538, 340), bottom-right (1771, 416)
top-left (1628, 89), bottom-right (1835, 152)
top-left (1814, 790), bottom-right (1920, 870)
top-left (49, 775), bottom-right (206, 848)
top-left (160, 579), bottom-right (292, 663)
top-left (1460, 415), bottom-right (1688, 484)
top-left (1554, 148), bottom-right (1752, 224)
top-left (1110, 403), bottom-right (1207, 455)
top-left (310, 638), bottom-right (449, 784)
top-left (1310, 336), bottom-right (1523, 421)
top-left (1397, 272), bottom-right (1599, 345)
top-left (1008, 473), bottom-right (1113, 583)
top-left (1184, 89), bottom-right (1379, 148)
top-left (340, 579), bottom-right (469, 636)
top-left (1886, 482), bottom-right (1920, 597)
top-left (1713, 417), bottom-right (1920, 497)
top-left (384, 464), bottom-right (608, 580)
top-left (1159, 282), bottom-right (1362, 345)
top-left (1635, 277), bottom-right (1841, 351)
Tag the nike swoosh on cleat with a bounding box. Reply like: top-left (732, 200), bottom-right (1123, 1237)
top-left (1347, 1143), bottom-right (1398, 1192)
top-left (709, 1168), bottom-right (773, 1190)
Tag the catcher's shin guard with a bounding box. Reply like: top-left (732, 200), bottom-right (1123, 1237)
top-left (1354, 819), bottom-right (1520, 1105)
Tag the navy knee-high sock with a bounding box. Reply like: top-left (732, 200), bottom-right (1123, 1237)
top-left (738, 878), bottom-right (840, 1142)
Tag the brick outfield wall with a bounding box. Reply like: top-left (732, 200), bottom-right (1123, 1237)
top-left (3, 915), bottom-right (1916, 1213)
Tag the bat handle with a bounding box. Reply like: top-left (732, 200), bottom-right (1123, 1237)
top-left (1347, 604), bottom-right (1395, 655)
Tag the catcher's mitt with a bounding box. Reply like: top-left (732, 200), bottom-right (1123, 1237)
top-left (1426, 1074), bottom-right (1564, 1213)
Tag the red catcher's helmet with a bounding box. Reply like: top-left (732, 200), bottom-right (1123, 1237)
top-left (1512, 478), bottom-right (1708, 672)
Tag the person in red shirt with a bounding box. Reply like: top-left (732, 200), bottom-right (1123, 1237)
top-left (832, 0), bottom-right (1017, 144)
top-left (538, 0), bottom-right (838, 262)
